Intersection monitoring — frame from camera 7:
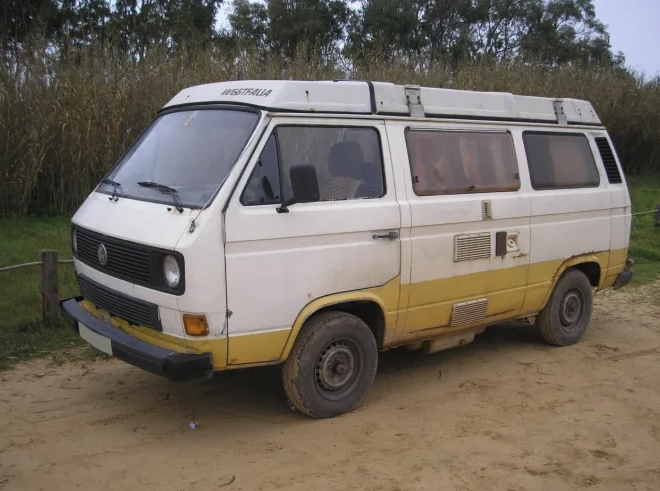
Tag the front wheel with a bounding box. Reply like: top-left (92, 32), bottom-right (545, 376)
top-left (537, 268), bottom-right (593, 346)
top-left (282, 312), bottom-right (378, 418)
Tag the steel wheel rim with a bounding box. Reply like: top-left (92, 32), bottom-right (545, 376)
top-left (560, 288), bottom-right (584, 333)
top-left (315, 338), bottom-right (363, 401)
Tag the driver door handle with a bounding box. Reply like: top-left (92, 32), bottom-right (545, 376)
top-left (372, 231), bottom-right (399, 240)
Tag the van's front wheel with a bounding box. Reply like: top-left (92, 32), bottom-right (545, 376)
top-left (537, 268), bottom-right (593, 346)
top-left (282, 312), bottom-right (377, 418)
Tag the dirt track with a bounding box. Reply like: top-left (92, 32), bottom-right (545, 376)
top-left (2, 284), bottom-right (660, 491)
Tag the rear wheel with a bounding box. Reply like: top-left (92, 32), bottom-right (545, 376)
top-left (282, 312), bottom-right (378, 418)
top-left (537, 268), bottom-right (593, 346)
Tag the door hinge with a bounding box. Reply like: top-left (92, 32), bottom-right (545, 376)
top-left (227, 310), bottom-right (233, 318)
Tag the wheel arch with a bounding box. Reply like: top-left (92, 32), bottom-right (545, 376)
top-left (279, 293), bottom-right (388, 362)
top-left (571, 261), bottom-right (602, 288)
top-left (539, 253), bottom-right (606, 311)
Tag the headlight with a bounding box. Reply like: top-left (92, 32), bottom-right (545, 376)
top-left (162, 255), bottom-right (180, 288)
top-left (72, 229), bottom-right (78, 254)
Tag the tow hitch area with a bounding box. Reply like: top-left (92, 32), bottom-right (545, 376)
top-left (614, 259), bottom-right (634, 290)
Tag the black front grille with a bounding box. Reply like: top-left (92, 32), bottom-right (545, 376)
top-left (79, 275), bottom-right (161, 331)
top-left (75, 227), bottom-right (151, 284)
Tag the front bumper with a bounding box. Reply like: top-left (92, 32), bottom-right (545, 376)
top-left (60, 297), bottom-right (213, 382)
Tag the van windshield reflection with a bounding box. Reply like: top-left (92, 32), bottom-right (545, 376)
top-left (98, 108), bottom-right (259, 208)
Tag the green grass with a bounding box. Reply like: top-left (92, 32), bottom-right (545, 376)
top-left (0, 217), bottom-right (91, 370)
top-left (627, 175), bottom-right (660, 284)
top-left (1, 182), bottom-right (658, 370)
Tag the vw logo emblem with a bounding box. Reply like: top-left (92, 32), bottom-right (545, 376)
top-left (97, 244), bottom-right (108, 266)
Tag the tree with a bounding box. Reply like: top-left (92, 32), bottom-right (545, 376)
top-left (1, 0), bottom-right (625, 69)
top-left (421, 0), bottom-right (474, 63)
top-left (266, 0), bottom-right (350, 60)
top-left (520, 0), bottom-right (622, 66)
top-left (1, 0), bottom-right (61, 51)
top-left (58, 0), bottom-right (112, 49)
top-left (346, 0), bottom-right (424, 61)
top-left (228, 0), bottom-right (268, 48)
top-left (464, 0), bottom-right (535, 60)
top-left (165, 0), bottom-right (223, 48)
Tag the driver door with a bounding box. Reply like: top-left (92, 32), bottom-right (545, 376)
top-left (223, 117), bottom-right (403, 366)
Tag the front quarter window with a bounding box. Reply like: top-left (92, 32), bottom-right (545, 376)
top-left (99, 108), bottom-right (260, 208)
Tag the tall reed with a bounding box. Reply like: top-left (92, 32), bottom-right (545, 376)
top-left (1, 44), bottom-right (658, 217)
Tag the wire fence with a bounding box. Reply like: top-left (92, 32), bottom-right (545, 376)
top-left (0, 259), bottom-right (73, 274)
top-left (0, 250), bottom-right (72, 328)
top-left (631, 209), bottom-right (659, 218)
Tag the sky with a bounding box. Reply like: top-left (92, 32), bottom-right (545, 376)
top-left (593, 0), bottom-right (660, 77)
top-left (217, 0), bottom-right (660, 78)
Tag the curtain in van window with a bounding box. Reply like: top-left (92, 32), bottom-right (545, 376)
top-left (405, 130), bottom-right (520, 196)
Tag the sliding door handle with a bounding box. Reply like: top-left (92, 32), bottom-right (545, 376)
top-left (372, 231), bottom-right (399, 240)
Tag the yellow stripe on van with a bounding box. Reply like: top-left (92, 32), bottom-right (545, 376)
top-left (81, 248), bottom-right (627, 369)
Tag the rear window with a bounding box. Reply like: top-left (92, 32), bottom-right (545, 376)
top-left (523, 132), bottom-right (600, 189)
top-left (405, 129), bottom-right (520, 196)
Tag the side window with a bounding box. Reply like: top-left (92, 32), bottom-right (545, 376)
top-left (405, 129), bottom-right (520, 196)
top-left (523, 132), bottom-right (600, 189)
top-left (276, 126), bottom-right (385, 201)
top-left (241, 134), bottom-right (282, 206)
top-left (343, 128), bottom-right (385, 194)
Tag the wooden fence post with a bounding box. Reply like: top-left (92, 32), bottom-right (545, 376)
top-left (655, 204), bottom-right (660, 229)
top-left (40, 250), bottom-right (59, 328)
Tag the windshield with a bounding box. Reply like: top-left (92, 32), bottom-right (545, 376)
top-left (99, 108), bottom-right (260, 208)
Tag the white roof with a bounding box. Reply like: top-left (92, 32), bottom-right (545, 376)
top-left (164, 80), bottom-right (602, 126)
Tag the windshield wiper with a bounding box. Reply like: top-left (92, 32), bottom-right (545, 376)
top-left (102, 178), bottom-right (123, 201)
top-left (137, 181), bottom-right (184, 213)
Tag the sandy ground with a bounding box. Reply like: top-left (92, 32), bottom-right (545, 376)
top-left (1, 284), bottom-right (660, 491)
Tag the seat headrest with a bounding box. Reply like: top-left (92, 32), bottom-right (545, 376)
top-left (327, 141), bottom-right (363, 179)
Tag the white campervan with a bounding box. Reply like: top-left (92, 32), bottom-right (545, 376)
top-left (61, 80), bottom-right (633, 418)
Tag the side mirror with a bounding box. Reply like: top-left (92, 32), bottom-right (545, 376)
top-left (277, 165), bottom-right (320, 213)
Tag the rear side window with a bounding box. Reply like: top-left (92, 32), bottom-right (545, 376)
top-left (405, 129), bottom-right (520, 196)
top-left (523, 132), bottom-right (600, 189)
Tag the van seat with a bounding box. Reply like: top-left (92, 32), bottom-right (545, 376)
top-left (323, 142), bottom-right (364, 200)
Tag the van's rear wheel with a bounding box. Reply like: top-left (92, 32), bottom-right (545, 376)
top-left (537, 268), bottom-right (593, 346)
top-left (282, 312), bottom-right (377, 418)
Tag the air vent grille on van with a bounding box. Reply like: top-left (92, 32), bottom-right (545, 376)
top-left (595, 137), bottom-right (623, 184)
top-left (454, 233), bottom-right (491, 262)
top-left (451, 298), bottom-right (489, 325)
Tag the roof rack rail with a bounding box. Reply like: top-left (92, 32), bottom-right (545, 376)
top-left (164, 80), bottom-right (603, 127)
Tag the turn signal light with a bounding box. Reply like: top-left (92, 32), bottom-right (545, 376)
top-left (183, 315), bottom-right (209, 337)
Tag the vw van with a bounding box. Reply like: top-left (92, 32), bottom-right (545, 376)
top-left (60, 80), bottom-right (634, 418)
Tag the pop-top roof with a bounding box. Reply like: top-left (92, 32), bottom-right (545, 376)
top-left (164, 80), bottom-right (602, 126)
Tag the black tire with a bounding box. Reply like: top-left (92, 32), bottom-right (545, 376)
top-left (537, 268), bottom-right (593, 346)
top-left (282, 311), bottom-right (378, 418)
